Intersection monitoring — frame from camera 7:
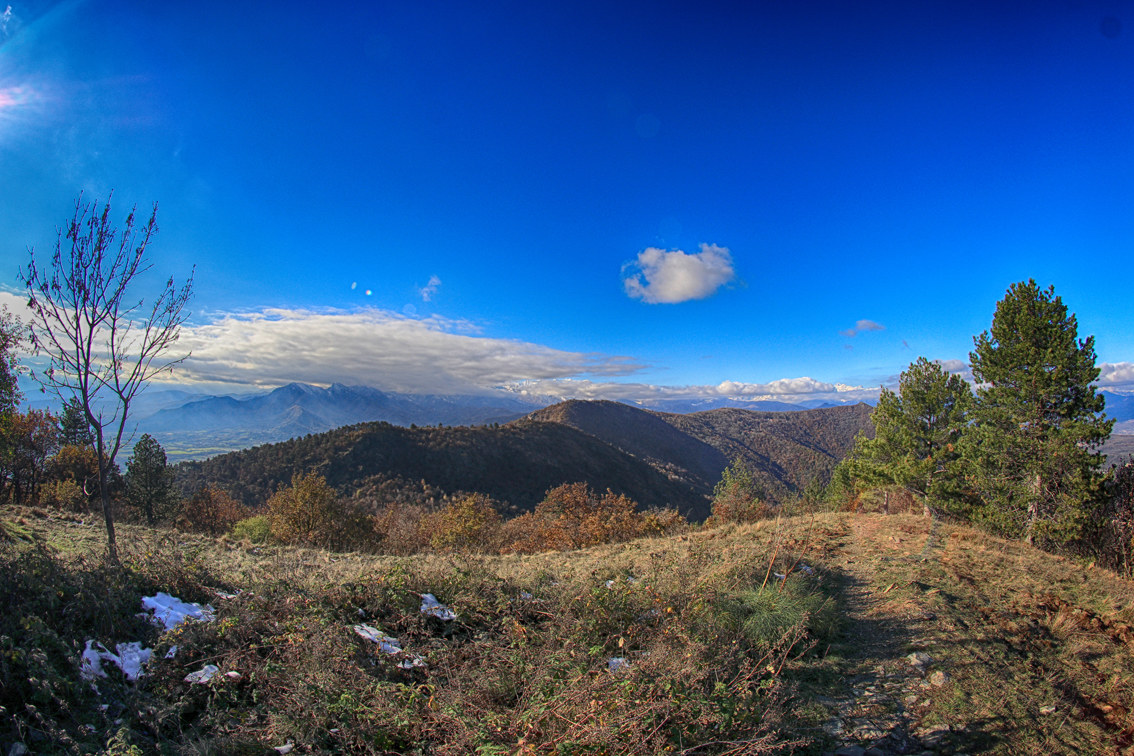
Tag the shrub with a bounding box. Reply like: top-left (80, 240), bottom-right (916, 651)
top-left (177, 485), bottom-right (247, 536)
top-left (426, 493), bottom-right (503, 552)
top-left (268, 471), bottom-right (375, 551)
top-left (38, 478), bottom-right (87, 511)
top-left (371, 500), bottom-right (433, 555)
top-left (229, 514), bottom-right (272, 544)
top-left (709, 457), bottom-right (769, 524)
top-left (503, 482), bottom-right (673, 553)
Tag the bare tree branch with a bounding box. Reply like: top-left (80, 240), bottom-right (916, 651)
top-left (20, 193), bottom-right (193, 563)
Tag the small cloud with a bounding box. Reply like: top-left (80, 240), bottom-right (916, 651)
top-left (622, 243), bottom-right (736, 304)
top-left (419, 275), bottom-right (441, 302)
top-left (935, 358), bottom-right (968, 374)
top-left (840, 319), bottom-right (885, 338)
top-left (1, 6), bottom-right (12, 37)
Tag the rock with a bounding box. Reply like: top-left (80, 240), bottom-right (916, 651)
top-left (864, 749), bottom-right (886, 756)
top-left (928, 670), bottom-right (949, 687)
top-left (823, 718), bottom-right (845, 737)
top-left (1039, 704), bottom-right (1056, 715)
top-left (906, 652), bottom-right (932, 668)
top-left (834, 747), bottom-right (866, 756)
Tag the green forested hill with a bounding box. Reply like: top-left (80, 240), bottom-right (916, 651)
top-left (525, 400), bottom-right (875, 501)
top-left (175, 401), bottom-right (873, 517)
top-left (174, 419), bottom-right (714, 518)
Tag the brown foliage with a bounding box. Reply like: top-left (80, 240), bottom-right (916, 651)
top-left (177, 485), bottom-right (248, 536)
top-left (371, 500), bottom-right (434, 555)
top-left (502, 482), bottom-right (684, 553)
top-left (425, 493), bottom-right (503, 553)
top-left (267, 471), bottom-right (374, 551)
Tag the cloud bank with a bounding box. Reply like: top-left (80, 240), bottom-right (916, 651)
top-left (501, 377), bottom-right (879, 406)
top-left (622, 243), bottom-right (736, 304)
top-left (171, 306), bottom-right (642, 394)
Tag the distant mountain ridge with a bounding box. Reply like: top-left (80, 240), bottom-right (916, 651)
top-left (174, 400), bottom-right (875, 518)
top-left (120, 383), bottom-right (1134, 462)
top-left (141, 383), bottom-right (541, 459)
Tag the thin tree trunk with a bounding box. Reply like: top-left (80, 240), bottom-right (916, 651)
top-left (1025, 473), bottom-right (1042, 546)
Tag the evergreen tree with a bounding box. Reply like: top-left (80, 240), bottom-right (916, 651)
top-left (710, 457), bottom-right (767, 523)
top-left (125, 434), bottom-right (176, 524)
top-left (58, 398), bottom-right (94, 447)
top-left (966, 280), bottom-right (1112, 545)
top-left (840, 357), bottom-right (971, 511)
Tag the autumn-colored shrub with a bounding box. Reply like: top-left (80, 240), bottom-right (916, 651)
top-left (502, 482), bottom-right (679, 553)
top-left (267, 471), bottom-right (375, 551)
top-left (177, 485), bottom-right (248, 536)
top-left (371, 500), bottom-right (433, 555)
top-left (426, 493), bottom-right (503, 552)
top-left (38, 478), bottom-right (87, 512)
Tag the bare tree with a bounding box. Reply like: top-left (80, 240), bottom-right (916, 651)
top-left (21, 194), bottom-right (193, 562)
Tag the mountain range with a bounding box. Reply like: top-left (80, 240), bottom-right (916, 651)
top-left (48, 381), bottom-right (1131, 463)
top-left (133, 383), bottom-right (871, 461)
top-left (173, 400), bottom-right (876, 520)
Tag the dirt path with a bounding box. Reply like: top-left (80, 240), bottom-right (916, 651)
top-left (812, 515), bottom-right (945, 756)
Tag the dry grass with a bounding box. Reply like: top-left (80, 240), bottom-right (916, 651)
top-left (5, 506), bottom-right (1134, 754)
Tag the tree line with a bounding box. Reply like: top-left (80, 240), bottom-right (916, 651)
top-left (826, 279), bottom-right (1131, 572)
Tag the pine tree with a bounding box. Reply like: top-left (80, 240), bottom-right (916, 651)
top-left (124, 434), bottom-right (176, 525)
top-left (837, 357), bottom-right (971, 511)
top-left (59, 398), bottom-right (95, 447)
top-left (966, 280), bottom-right (1112, 545)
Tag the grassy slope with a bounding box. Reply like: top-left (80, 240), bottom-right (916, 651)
top-left (3, 508), bottom-right (1134, 754)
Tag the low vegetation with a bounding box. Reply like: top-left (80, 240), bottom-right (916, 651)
top-left (4, 507), bottom-right (1133, 755)
top-left (2, 506), bottom-right (839, 755)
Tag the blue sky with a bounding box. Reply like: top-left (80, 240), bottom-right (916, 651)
top-left (2, 0), bottom-right (1133, 404)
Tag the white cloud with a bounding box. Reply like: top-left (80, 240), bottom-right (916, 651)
top-left (1099, 362), bottom-right (1134, 390)
top-left (419, 275), bottom-right (441, 302)
top-left (169, 306), bottom-right (642, 394)
top-left (501, 376), bottom-right (878, 406)
top-left (715, 377), bottom-right (837, 396)
top-left (841, 319), bottom-right (885, 338)
top-left (622, 243), bottom-right (736, 304)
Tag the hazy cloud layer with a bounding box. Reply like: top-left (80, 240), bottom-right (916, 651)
top-left (841, 319), bottom-right (885, 338)
top-left (171, 306), bottom-right (642, 394)
top-left (623, 243), bottom-right (736, 304)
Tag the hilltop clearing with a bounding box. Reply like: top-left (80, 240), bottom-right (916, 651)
top-left (3, 507), bottom-right (1133, 754)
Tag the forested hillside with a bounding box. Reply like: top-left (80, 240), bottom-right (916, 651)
top-left (173, 402), bottom-right (873, 517)
top-left (526, 400), bottom-right (874, 501)
top-left (174, 419), bottom-right (713, 519)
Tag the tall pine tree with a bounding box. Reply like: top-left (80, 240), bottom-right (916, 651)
top-left (837, 357), bottom-right (971, 511)
top-left (966, 280), bottom-right (1112, 545)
